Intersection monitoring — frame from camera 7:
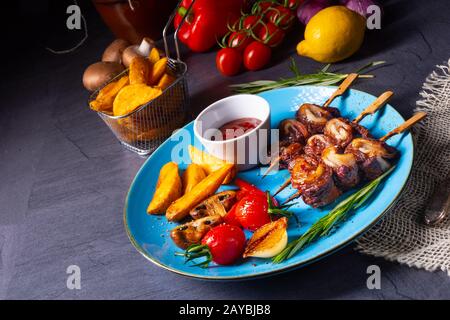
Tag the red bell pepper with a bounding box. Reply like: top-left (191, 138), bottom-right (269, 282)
top-left (174, 0), bottom-right (245, 52)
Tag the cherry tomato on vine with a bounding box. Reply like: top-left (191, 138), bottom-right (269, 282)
top-left (216, 47), bottom-right (242, 76)
top-left (253, 1), bottom-right (276, 14)
top-left (257, 22), bottom-right (285, 47)
top-left (201, 224), bottom-right (246, 265)
top-left (228, 31), bottom-right (252, 51)
top-left (284, 0), bottom-right (303, 10)
top-left (266, 5), bottom-right (296, 30)
top-left (242, 15), bottom-right (263, 34)
top-left (243, 41), bottom-right (272, 71)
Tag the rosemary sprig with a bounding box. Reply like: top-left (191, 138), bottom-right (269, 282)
top-left (267, 191), bottom-right (299, 224)
top-left (175, 244), bottom-right (212, 268)
top-left (272, 166), bottom-right (395, 264)
top-left (230, 60), bottom-right (385, 94)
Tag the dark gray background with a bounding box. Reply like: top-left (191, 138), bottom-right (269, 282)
top-left (1, 0), bottom-right (449, 299)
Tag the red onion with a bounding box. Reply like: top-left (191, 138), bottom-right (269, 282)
top-left (297, 0), bottom-right (334, 25)
top-left (340, 0), bottom-right (382, 19)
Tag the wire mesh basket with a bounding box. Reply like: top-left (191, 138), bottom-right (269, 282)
top-left (88, 2), bottom-right (190, 156)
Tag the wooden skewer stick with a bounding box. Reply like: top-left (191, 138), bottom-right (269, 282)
top-left (273, 178), bottom-right (292, 196)
top-left (322, 73), bottom-right (359, 107)
top-left (353, 91), bottom-right (393, 124)
top-left (282, 112), bottom-right (427, 205)
top-left (262, 74), bottom-right (360, 179)
top-left (261, 156), bottom-right (280, 179)
top-left (281, 190), bottom-right (302, 205)
top-left (380, 112), bottom-right (427, 142)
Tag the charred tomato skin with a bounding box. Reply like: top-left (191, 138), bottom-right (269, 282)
top-left (201, 224), bottom-right (246, 265)
top-left (235, 195), bottom-right (271, 231)
top-left (223, 203), bottom-right (242, 227)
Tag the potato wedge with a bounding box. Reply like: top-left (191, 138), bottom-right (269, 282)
top-left (113, 84), bottom-right (162, 116)
top-left (182, 164), bottom-right (206, 194)
top-left (148, 47), bottom-right (160, 65)
top-left (188, 145), bottom-right (235, 184)
top-left (129, 56), bottom-right (150, 85)
top-left (147, 162), bottom-right (182, 215)
top-left (148, 57), bottom-right (168, 85)
top-left (166, 163), bottom-right (235, 221)
top-left (157, 73), bottom-right (176, 91)
top-left (89, 75), bottom-right (129, 112)
top-left (243, 218), bottom-right (288, 258)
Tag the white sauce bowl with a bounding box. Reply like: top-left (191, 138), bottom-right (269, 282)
top-left (194, 94), bottom-right (271, 171)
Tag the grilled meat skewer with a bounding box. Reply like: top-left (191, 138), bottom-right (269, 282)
top-left (262, 73), bottom-right (358, 178)
top-left (282, 112), bottom-right (426, 206)
top-left (274, 91), bottom-right (394, 195)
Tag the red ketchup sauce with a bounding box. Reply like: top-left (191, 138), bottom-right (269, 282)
top-left (213, 118), bottom-right (262, 141)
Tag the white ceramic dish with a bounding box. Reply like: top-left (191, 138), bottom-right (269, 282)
top-left (193, 94), bottom-right (271, 171)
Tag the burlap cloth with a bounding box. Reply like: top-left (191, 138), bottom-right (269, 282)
top-left (355, 60), bottom-right (450, 275)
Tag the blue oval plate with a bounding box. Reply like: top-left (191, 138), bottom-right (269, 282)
top-left (124, 86), bottom-right (413, 280)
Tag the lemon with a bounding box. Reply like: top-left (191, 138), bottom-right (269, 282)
top-left (297, 6), bottom-right (366, 63)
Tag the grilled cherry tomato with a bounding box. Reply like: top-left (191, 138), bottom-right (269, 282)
top-left (216, 47), bottom-right (242, 76)
top-left (179, 224), bottom-right (246, 266)
top-left (235, 178), bottom-right (266, 198)
top-left (223, 203), bottom-right (241, 227)
top-left (257, 22), bottom-right (285, 47)
top-left (228, 31), bottom-right (252, 51)
top-left (235, 178), bottom-right (280, 206)
top-left (266, 5), bottom-right (296, 30)
top-left (201, 224), bottom-right (246, 265)
top-left (235, 194), bottom-right (271, 231)
top-left (243, 41), bottom-right (272, 71)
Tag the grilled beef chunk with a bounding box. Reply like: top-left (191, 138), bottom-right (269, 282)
top-left (289, 154), bottom-right (341, 208)
top-left (345, 138), bottom-right (398, 180)
top-left (279, 119), bottom-right (310, 144)
top-left (279, 142), bottom-right (304, 169)
top-left (321, 146), bottom-right (360, 189)
top-left (304, 134), bottom-right (335, 156)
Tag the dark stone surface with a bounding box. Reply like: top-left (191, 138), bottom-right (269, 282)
top-left (1, 0), bottom-right (450, 299)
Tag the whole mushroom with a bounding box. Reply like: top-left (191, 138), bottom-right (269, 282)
top-left (102, 39), bottom-right (130, 64)
top-left (82, 61), bottom-right (124, 91)
top-left (122, 37), bottom-right (155, 67)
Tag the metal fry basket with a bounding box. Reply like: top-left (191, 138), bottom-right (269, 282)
top-left (88, 2), bottom-right (190, 156)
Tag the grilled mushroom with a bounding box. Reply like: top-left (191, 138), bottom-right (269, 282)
top-left (189, 191), bottom-right (236, 220)
top-left (170, 215), bottom-right (223, 249)
top-left (296, 103), bottom-right (340, 134)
